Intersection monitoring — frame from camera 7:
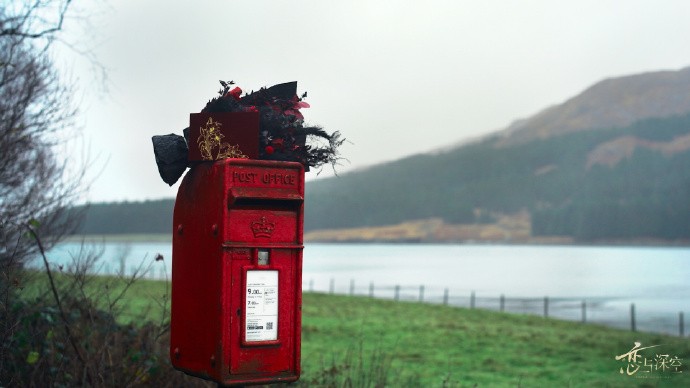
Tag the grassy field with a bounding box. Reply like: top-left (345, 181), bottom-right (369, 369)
top-left (300, 293), bottom-right (689, 387)
top-left (108, 279), bottom-right (690, 386)
top-left (23, 274), bottom-right (690, 387)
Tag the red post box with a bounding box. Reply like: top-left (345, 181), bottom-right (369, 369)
top-left (170, 158), bottom-right (304, 386)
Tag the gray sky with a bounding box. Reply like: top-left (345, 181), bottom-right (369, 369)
top-left (57, 0), bottom-right (690, 203)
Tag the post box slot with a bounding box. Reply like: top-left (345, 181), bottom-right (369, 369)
top-left (231, 197), bottom-right (302, 210)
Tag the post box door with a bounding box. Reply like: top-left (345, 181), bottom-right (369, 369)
top-left (224, 247), bottom-right (301, 377)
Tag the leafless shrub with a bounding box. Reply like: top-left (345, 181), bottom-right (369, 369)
top-left (0, 226), bottom-right (214, 387)
top-left (0, 2), bottom-right (89, 384)
top-left (0, 0), bottom-right (84, 270)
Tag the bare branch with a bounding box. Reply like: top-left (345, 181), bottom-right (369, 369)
top-left (0, 0), bottom-right (74, 41)
top-left (26, 223), bottom-right (95, 386)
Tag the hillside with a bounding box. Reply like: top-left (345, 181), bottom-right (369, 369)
top-left (74, 67), bottom-right (690, 243)
top-left (304, 113), bottom-right (690, 242)
top-left (74, 199), bottom-right (174, 235)
top-left (304, 67), bottom-right (690, 242)
top-left (496, 66), bottom-right (690, 146)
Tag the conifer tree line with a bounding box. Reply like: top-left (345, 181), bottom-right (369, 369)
top-left (73, 113), bottom-right (690, 242)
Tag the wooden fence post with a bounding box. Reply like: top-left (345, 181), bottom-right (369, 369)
top-left (631, 303), bottom-right (636, 332)
top-left (680, 312), bottom-right (685, 337)
top-left (301, 280), bottom-right (680, 337)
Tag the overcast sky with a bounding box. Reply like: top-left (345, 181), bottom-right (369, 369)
top-left (56, 0), bottom-right (690, 203)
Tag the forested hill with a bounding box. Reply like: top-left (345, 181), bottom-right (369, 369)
top-left (74, 67), bottom-right (690, 242)
top-left (304, 113), bottom-right (690, 241)
top-left (73, 200), bottom-right (174, 235)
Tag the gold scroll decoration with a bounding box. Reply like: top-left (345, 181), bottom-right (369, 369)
top-left (197, 117), bottom-right (248, 160)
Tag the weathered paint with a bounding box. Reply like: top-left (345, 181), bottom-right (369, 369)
top-left (170, 159), bottom-right (303, 386)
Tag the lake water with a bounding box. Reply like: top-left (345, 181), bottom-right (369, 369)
top-left (36, 242), bottom-right (690, 335)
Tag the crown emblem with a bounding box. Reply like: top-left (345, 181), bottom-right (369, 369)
top-left (251, 216), bottom-right (275, 238)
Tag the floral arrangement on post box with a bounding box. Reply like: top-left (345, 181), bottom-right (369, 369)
top-left (152, 81), bottom-right (344, 185)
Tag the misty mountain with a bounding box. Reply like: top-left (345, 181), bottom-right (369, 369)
top-left (304, 67), bottom-right (690, 241)
top-left (75, 67), bottom-right (690, 242)
top-left (496, 66), bottom-right (690, 146)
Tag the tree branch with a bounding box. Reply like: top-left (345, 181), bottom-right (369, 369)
top-left (0, 0), bottom-right (74, 40)
top-left (26, 223), bottom-right (94, 386)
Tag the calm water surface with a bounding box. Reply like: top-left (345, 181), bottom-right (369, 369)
top-left (303, 244), bottom-right (690, 299)
top-left (38, 242), bottom-right (689, 334)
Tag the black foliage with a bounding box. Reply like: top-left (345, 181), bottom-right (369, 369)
top-left (203, 80), bottom-right (345, 172)
top-left (202, 91), bottom-right (243, 113)
top-left (153, 80), bottom-right (344, 184)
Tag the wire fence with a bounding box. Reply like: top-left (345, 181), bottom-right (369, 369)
top-left (304, 278), bottom-right (688, 338)
top-left (54, 262), bottom-right (686, 338)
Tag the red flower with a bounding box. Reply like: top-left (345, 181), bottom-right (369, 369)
top-left (265, 145), bottom-right (275, 155)
top-left (283, 96), bottom-right (310, 119)
top-left (244, 105), bottom-right (258, 112)
top-left (226, 86), bottom-right (242, 101)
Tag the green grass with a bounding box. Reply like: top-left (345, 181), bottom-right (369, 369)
top-left (300, 293), bottom-right (690, 387)
top-left (21, 270), bottom-right (171, 325)
top-left (21, 275), bottom-right (690, 387)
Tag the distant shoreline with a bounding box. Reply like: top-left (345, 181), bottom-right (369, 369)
top-left (63, 234), bottom-right (172, 243)
top-left (62, 233), bottom-right (689, 247)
